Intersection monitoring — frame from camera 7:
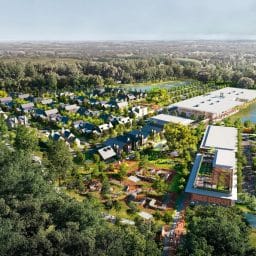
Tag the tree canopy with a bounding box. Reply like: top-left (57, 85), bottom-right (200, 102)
top-left (0, 140), bottom-right (161, 256)
top-left (177, 205), bottom-right (254, 256)
top-left (164, 123), bottom-right (198, 156)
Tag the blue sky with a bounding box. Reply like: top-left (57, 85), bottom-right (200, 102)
top-left (0, 0), bottom-right (256, 41)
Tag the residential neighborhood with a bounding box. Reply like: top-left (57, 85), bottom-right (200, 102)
top-left (1, 4), bottom-right (256, 253)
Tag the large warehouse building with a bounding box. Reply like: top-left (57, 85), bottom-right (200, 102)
top-left (170, 87), bottom-right (256, 120)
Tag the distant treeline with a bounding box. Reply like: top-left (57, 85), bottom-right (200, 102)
top-left (0, 56), bottom-right (255, 93)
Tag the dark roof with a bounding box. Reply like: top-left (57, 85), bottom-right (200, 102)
top-left (104, 135), bottom-right (131, 149)
top-left (141, 124), bottom-right (163, 137)
top-left (127, 129), bottom-right (141, 138)
top-left (34, 108), bottom-right (45, 116)
top-left (126, 124), bottom-right (163, 140)
top-left (56, 115), bottom-right (69, 124)
top-left (52, 133), bottom-right (61, 141)
top-left (63, 130), bottom-right (72, 138)
top-left (99, 113), bottom-right (113, 122)
top-left (75, 95), bottom-right (85, 101)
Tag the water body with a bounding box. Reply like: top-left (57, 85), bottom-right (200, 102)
top-left (122, 80), bottom-right (191, 92)
top-left (245, 213), bottom-right (256, 227)
top-left (230, 102), bottom-right (256, 123)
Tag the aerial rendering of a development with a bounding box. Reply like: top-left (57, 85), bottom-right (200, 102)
top-left (1, 0), bottom-right (256, 255)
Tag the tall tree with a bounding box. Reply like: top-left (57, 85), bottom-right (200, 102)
top-left (14, 125), bottom-right (38, 152)
top-left (165, 123), bottom-right (198, 156)
top-left (47, 140), bottom-right (73, 186)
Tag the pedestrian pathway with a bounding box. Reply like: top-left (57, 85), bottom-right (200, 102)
top-left (162, 193), bottom-right (188, 256)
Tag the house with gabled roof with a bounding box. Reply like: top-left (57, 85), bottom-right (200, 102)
top-left (49, 128), bottom-right (80, 147)
top-left (18, 93), bottom-right (30, 100)
top-left (131, 106), bottom-right (148, 118)
top-left (7, 115), bottom-right (29, 128)
top-left (97, 122), bottom-right (113, 133)
top-left (104, 135), bottom-right (133, 155)
top-left (64, 104), bottom-right (80, 113)
top-left (21, 102), bottom-right (34, 112)
top-left (0, 96), bottom-right (12, 105)
top-left (44, 108), bottom-right (59, 118)
top-left (41, 98), bottom-right (53, 105)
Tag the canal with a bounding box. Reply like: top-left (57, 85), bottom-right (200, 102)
top-left (230, 102), bottom-right (256, 123)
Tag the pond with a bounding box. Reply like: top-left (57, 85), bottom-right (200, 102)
top-left (245, 213), bottom-right (256, 228)
top-left (230, 102), bottom-right (256, 123)
top-left (121, 80), bottom-right (192, 92)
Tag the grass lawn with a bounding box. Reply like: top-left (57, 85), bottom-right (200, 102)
top-left (107, 201), bottom-right (134, 219)
top-left (149, 159), bottom-right (173, 169)
top-left (66, 190), bottom-right (86, 202)
top-left (249, 229), bottom-right (256, 247)
top-left (236, 204), bottom-right (251, 213)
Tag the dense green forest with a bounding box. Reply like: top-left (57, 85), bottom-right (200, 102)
top-left (177, 206), bottom-right (256, 256)
top-left (0, 56), bottom-right (255, 93)
top-left (0, 128), bottom-right (161, 256)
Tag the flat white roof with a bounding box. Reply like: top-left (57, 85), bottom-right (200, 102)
top-left (138, 211), bottom-right (153, 220)
top-left (171, 87), bottom-right (256, 115)
top-left (98, 146), bottom-right (116, 160)
top-left (201, 125), bottom-right (237, 151)
top-left (213, 149), bottom-right (236, 169)
top-left (128, 176), bottom-right (141, 183)
top-left (150, 114), bottom-right (194, 125)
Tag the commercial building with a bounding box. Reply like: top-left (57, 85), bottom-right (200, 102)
top-left (149, 114), bottom-right (194, 127)
top-left (185, 125), bottom-right (238, 206)
top-left (170, 87), bottom-right (256, 120)
top-left (200, 125), bottom-right (237, 151)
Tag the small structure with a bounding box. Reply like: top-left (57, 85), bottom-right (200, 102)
top-left (21, 102), bottom-right (34, 112)
top-left (148, 198), bottom-right (166, 210)
top-left (116, 101), bottom-right (128, 109)
top-left (131, 106), bottom-right (148, 118)
top-left (128, 176), bottom-right (141, 183)
top-left (149, 114), bottom-right (194, 127)
top-left (112, 116), bottom-right (132, 125)
top-left (7, 115), bottom-right (28, 128)
top-left (64, 104), bottom-right (80, 113)
top-left (41, 98), bottom-right (53, 105)
top-left (98, 122), bottom-right (113, 133)
top-left (138, 211), bottom-right (153, 220)
top-left (0, 96), bottom-right (12, 105)
top-left (98, 146), bottom-right (117, 161)
top-left (109, 100), bottom-right (128, 110)
top-left (18, 93), bottom-right (30, 100)
top-left (44, 108), bottom-right (59, 118)
top-left (49, 129), bottom-right (80, 147)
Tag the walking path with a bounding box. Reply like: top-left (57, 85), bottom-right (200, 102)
top-left (162, 193), bottom-right (188, 256)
